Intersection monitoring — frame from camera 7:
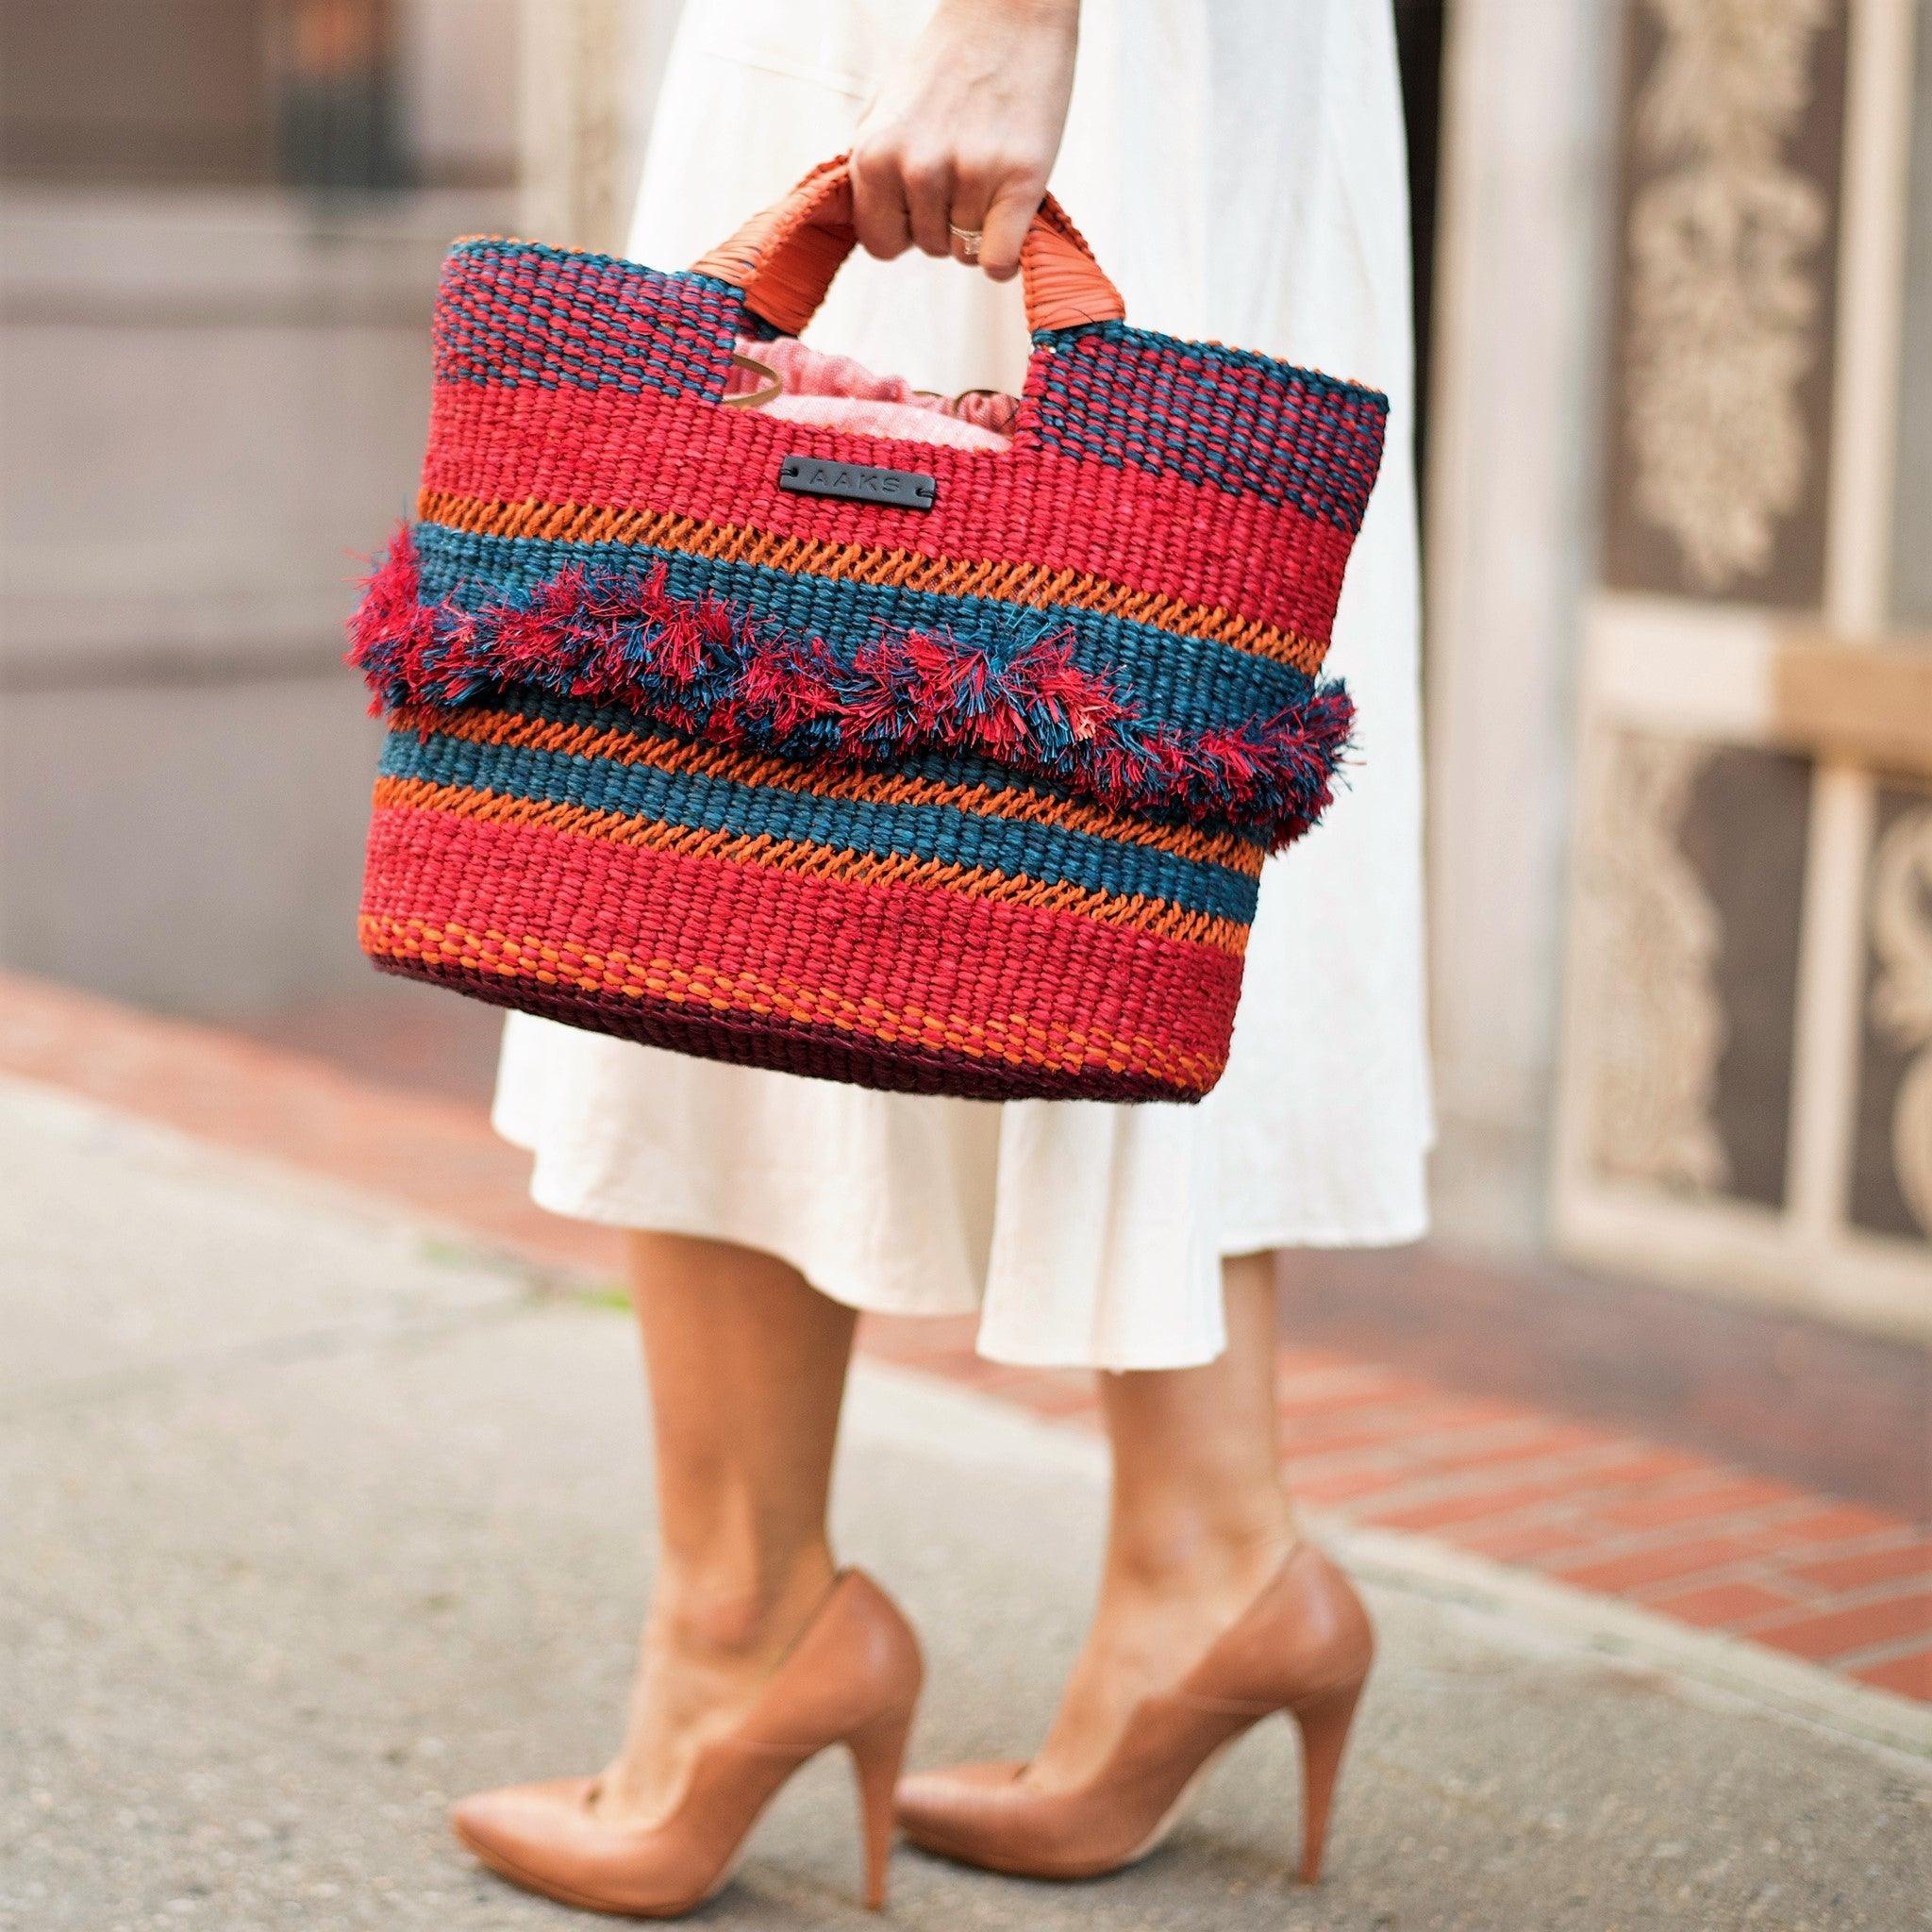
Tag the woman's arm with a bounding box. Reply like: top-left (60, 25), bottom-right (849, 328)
top-left (849, 0), bottom-right (1079, 282)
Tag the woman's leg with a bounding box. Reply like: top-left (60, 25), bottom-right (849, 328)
top-left (593, 1229), bottom-right (858, 1824)
top-left (1027, 1250), bottom-right (1297, 1789)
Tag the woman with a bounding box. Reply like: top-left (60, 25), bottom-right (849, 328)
top-left (453, 0), bottom-right (1428, 1913)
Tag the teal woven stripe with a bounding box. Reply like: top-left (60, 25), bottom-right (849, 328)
top-left (380, 716), bottom-right (1259, 925)
top-left (491, 687), bottom-right (1264, 843)
top-left (1025, 322), bottom-right (1389, 530)
top-left (408, 521), bottom-right (1311, 740)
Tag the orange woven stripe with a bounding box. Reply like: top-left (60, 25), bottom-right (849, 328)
top-left (360, 910), bottom-right (1222, 1089)
top-left (391, 702), bottom-right (1265, 878)
top-left (373, 774), bottom-right (1250, 956)
top-left (415, 488), bottom-right (1325, 674)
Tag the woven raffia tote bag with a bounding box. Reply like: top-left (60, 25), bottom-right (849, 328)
top-left (349, 157), bottom-right (1388, 1102)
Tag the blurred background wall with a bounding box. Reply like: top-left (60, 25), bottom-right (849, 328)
top-left (1, 3), bottom-right (1925, 1376)
top-left (2, 0), bottom-right (520, 1020)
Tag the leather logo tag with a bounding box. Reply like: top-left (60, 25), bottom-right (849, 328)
top-left (777, 454), bottom-right (937, 510)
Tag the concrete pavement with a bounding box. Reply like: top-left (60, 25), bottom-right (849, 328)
top-left (3, 1077), bottom-right (1928, 1931)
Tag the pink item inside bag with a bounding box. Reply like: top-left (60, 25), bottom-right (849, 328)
top-left (725, 336), bottom-right (1018, 449)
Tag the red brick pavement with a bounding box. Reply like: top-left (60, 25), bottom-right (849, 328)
top-left (3, 971), bottom-right (1925, 1707)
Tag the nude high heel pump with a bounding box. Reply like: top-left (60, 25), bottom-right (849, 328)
top-left (895, 1541), bottom-right (1373, 1885)
top-left (451, 1570), bottom-right (922, 1918)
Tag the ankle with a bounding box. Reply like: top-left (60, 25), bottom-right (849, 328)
top-left (1104, 1503), bottom-right (1296, 1604)
top-left (649, 1544), bottom-right (839, 1665)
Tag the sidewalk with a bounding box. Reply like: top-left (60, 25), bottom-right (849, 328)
top-left (3, 973), bottom-right (1928, 1705)
top-left (3, 1029), bottom-right (1930, 1926)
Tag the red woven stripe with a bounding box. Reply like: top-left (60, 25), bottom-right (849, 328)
top-left (423, 379), bottom-right (1354, 640)
top-left (361, 801), bottom-right (1239, 1082)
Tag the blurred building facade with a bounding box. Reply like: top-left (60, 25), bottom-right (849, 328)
top-left (1391, 0), bottom-right (1930, 1344)
top-left (2, 1), bottom-right (1926, 1345)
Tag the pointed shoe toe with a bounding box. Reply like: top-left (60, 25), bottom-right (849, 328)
top-left (895, 1761), bottom-right (1103, 1875)
top-left (450, 1777), bottom-right (603, 1894)
top-left (894, 1760), bottom-right (1026, 1848)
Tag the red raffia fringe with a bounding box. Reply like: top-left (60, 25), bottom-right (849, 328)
top-left (348, 529), bottom-right (1351, 849)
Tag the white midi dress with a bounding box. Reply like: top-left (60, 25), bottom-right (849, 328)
top-left (494, 0), bottom-right (1432, 1370)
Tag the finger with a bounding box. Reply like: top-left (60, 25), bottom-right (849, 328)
top-left (977, 178), bottom-right (1042, 283)
top-left (946, 164), bottom-right (993, 267)
top-left (849, 148), bottom-right (913, 260)
top-left (900, 148), bottom-right (955, 258)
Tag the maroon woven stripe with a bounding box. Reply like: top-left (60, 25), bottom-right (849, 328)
top-left (370, 953), bottom-right (1206, 1103)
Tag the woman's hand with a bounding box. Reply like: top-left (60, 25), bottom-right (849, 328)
top-left (849, 0), bottom-right (1079, 282)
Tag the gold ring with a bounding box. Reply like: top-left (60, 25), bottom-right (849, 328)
top-left (948, 223), bottom-right (982, 262)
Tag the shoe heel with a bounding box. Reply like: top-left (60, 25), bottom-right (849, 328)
top-left (848, 1703), bottom-right (916, 1910)
top-left (1290, 1674), bottom-right (1367, 1884)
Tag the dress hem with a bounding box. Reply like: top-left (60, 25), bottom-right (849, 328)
top-left (497, 1122), bottom-right (1430, 1372)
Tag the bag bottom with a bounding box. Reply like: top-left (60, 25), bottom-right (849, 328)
top-left (367, 950), bottom-right (1204, 1104)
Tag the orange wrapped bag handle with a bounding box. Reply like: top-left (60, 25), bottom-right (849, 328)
top-left (691, 153), bottom-right (1126, 338)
